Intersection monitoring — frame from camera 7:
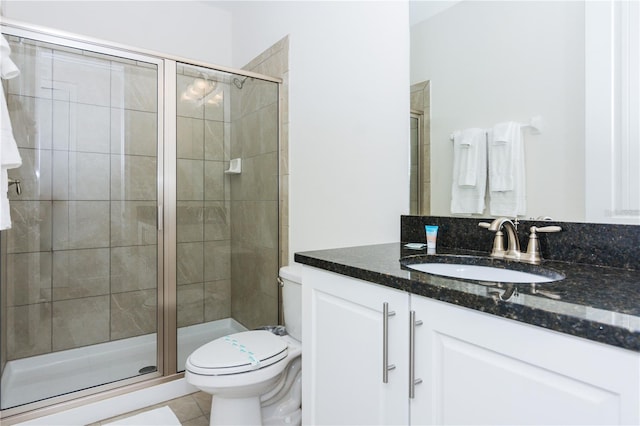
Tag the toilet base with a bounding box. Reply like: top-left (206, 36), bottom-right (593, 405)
top-left (210, 395), bottom-right (262, 426)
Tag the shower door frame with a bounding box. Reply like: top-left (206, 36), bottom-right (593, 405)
top-left (0, 18), bottom-right (282, 424)
top-left (0, 22), bottom-right (167, 419)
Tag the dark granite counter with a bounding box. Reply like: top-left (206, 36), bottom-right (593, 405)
top-left (294, 243), bottom-right (640, 352)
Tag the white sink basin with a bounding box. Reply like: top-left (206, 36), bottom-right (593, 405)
top-left (407, 263), bottom-right (561, 284)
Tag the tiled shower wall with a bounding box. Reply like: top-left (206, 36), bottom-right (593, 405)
top-left (230, 39), bottom-right (288, 328)
top-left (230, 36), bottom-right (289, 328)
top-left (3, 38), bottom-right (159, 360)
top-left (175, 65), bottom-right (232, 327)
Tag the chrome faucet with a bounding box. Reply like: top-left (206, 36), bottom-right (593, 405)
top-left (479, 217), bottom-right (562, 265)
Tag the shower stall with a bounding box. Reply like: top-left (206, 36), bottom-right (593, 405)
top-left (0, 23), bottom-right (280, 419)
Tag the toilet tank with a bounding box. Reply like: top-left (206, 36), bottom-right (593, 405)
top-left (279, 265), bottom-right (302, 341)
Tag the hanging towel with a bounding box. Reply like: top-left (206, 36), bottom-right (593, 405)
top-left (488, 122), bottom-right (526, 216)
top-left (0, 35), bottom-right (22, 230)
top-left (450, 128), bottom-right (486, 214)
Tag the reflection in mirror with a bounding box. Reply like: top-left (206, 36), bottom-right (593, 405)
top-left (410, 81), bottom-right (430, 215)
top-left (410, 0), bottom-right (640, 224)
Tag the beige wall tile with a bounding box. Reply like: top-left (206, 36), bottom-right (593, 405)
top-left (177, 242), bottom-right (204, 285)
top-left (177, 283), bottom-right (204, 327)
top-left (53, 50), bottom-right (111, 106)
top-left (52, 201), bottom-right (110, 250)
top-left (177, 201), bottom-right (204, 243)
top-left (110, 201), bottom-right (157, 247)
top-left (177, 116), bottom-right (205, 160)
top-left (6, 201), bottom-right (52, 253)
top-left (111, 63), bottom-right (158, 113)
top-left (6, 252), bottom-right (52, 306)
top-left (203, 241), bottom-right (230, 282)
top-left (70, 103), bottom-right (111, 153)
top-left (111, 154), bottom-right (157, 201)
top-left (204, 280), bottom-right (230, 322)
top-left (204, 161), bottom-right (224, 201)
top-left (111, 109), bottom-right (158, 157)
top-left (52, 295), bottom-right (109, 351)
top-left (203, 201), bottom-right (229, 241)
top-left (204, 120), bottom-right (224, 161)
top-left (231, 200), bottom-right (278, 248)
top-left (53, 248), bottom-right (110, 300)
top-left (67, 152), bottom-right (110, 200)
top-left (111, 245), bottom-right (158, 293)
top-left (111, 290), bottom-right (157, 340)
top-left (6, 303), bottom-right (52, 360)
top-left (177, 159), bottom-right (204, 201)
top-left (230, 153), bottom-right (277, 202)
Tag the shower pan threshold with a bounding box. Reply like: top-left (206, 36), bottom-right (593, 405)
top-left (1, 318), bottom-right (246, 410)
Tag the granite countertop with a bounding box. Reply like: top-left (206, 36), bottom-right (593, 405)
top-left (294, 243), bottom-right (640, 352)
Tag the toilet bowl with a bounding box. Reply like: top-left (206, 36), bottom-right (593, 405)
top-left (185, 266), bottom-right (302, 426)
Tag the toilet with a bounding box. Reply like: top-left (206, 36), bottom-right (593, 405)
top-left (185, 266), bottom-right (302, 426)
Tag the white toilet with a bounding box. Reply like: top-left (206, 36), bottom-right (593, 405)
top-left (185, 266), bottom-right (302, 426)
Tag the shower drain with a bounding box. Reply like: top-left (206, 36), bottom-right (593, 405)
top-left (139, 365), bottom-right (157, 374)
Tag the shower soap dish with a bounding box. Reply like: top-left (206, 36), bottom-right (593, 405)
top-left (225, 158), bottom-right (242, 174)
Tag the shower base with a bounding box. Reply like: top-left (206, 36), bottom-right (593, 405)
top-left (0, 318), bottom-right (246, 410)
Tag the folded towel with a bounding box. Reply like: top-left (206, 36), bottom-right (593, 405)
top-left (489, 121), bottom-right (520, 191)
top-left (450, 128), bottom-right (487, 214)
top-left (0, 35), bottom-right (21, 230)
top-left (456, 129), bottom-right (484, 187)
top-left (488, 122), bottom-right (526, 216)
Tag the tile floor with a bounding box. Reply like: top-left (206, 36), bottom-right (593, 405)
top-left (90, 391), bottom-right (211, 426)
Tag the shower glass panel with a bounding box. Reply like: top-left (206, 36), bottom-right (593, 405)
top-left (175, 64), bottom-right (279, 371)
top-left (0, 35), bottom-right (161, 410)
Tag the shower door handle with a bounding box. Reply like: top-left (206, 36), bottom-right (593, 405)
top-left (157, 204), bottom-right (163, 231)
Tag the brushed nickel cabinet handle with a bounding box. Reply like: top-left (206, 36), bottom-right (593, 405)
top-left (382, 302), bottom-right (396, 383)
top-left (409, 310), bottom-right (423, 398)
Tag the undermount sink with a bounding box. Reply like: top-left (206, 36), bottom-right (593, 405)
top-left (407, 263), bottom-right (561, 283)
top-left (402, 255), bottom-right (565, 284)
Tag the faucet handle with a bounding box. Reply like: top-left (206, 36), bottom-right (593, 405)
top-left (479, 222), bottom-right (506, 257)
top-left (522, 225), bottom-right (562, 264)
top-left (531, 225), bottom-right (562, 233)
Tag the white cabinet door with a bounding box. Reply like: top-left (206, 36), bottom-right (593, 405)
top-left (410, 295), bottom-right (640, 425)
top-left (302, 267), bottom-right (410, 425)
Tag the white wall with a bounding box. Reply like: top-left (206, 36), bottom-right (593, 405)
top-left (2, 1), bottom-right (233, 65)
top-left (230, 2), bottom-right (410, 262)
top-left (411, 1), bottom-right (585, 221)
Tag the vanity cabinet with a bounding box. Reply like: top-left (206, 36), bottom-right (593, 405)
top-left (302, 266), bottom-right (640, 425)
top-left (301, 266), bottom-right (410, 425)
top-left (411, 295), bottom-right (640, 425)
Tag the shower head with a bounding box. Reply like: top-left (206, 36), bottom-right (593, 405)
top-left (233, 76), bottom-right (249, 89)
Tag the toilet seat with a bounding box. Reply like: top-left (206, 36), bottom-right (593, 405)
top-left (186, 330), bottom-right (288, 376)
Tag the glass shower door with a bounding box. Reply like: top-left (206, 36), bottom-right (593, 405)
top-left (0, 35), bottom-right (162, 410)
top-left (175, 63), bottom-right (280, 372)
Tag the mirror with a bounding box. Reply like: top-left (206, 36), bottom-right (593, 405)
top-left (410, 0), bottom-right (640, 225)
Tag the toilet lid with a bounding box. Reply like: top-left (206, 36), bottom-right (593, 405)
top-left (186, 330), bottom-right (288, 375)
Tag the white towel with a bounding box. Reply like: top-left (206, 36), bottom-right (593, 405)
top-left (488, 122), bottom-right (526, 216)
top-left (450, 128), bottom-right (486, 214)
top-left (0, 35), bottom-right (22, 230)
